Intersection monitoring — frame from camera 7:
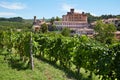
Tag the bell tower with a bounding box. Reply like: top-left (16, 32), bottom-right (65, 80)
top-left (34, 16), bottom-right (36, 22)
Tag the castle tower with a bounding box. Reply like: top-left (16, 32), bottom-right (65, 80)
top-left (70, 8), bottom-right (74, 14)
top-left (43, 17), bottom-right (45, 22)
top-left (34, 16), bottom-right (36, 22)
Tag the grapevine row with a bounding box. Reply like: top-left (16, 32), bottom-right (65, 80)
top-left (0, 31), bottom-right (120, 80)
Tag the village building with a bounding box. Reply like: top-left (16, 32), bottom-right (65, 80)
top-left (54, 9), bottom-right (94, 36)
top-left (102, 18), bottom-right (120, 27)
top-left (32, 16), bottom-right (45, 31)
top-left (90, 18), bottom-right (120, 40)
top-left (91, 18), bottom-right (120, 28)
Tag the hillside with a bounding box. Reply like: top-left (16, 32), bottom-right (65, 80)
top-left (0, 49), bottom-right (100, 80)
top-left (0, 21), bottom-right (32, 31)
top-left (0, 54), bottom-right (71, 80)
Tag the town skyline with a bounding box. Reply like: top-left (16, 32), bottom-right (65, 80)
top-left (0, 0), bottom-right (120, 19)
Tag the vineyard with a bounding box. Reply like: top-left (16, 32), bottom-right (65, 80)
top-left (0, 31), bottom-right (120, 80)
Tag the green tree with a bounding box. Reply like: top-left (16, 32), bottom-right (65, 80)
top-left (94, 20), bottom-right (116, 44)
top-left (51, 24), bottom-right (57, 31)
top-left (48, 24), bottom-right (57, 31)
top-left (41, 23), bottom-right (48, 33)
top-left (61, 27), bottom-right (70, 37)
top-left (50, 17), bottom-right (55, 25)
top-left (55, 16), bottom-right (61, 21)
top-left (116, 15), bottom-right (120, 19)
top-left (9, 17), bottom-right (23, 22)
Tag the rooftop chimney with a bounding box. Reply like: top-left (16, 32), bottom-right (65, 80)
top-left (82, 12), bottom-right (85, 15)
top-left (70, 8), bottom-right (74, 13)
top-left (67, 12), bottom-right (71, 14)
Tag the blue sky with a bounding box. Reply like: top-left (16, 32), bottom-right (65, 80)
top-left (0, 0), bottom-right (120, 19)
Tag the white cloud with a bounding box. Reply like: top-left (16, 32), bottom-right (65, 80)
top-left (0, 12), bottom-right (16, 17)
top-left (0, 1), bottom-right (26, 10)
top-left (90, 13), bottom-right (98, 16)
top-left (61, 3), bottom-right (84, 13)
top-left (75, 9), bottom-right (83, 13)
top-left (62, 3), bottom-right (73, 12)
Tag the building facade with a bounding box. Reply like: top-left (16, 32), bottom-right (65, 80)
top-left (62, 9), bottom-right (87, 22)
top-left (54, 9), bottom-right (94, 35)
top-left (102, 18), bottom-right (120, 27)
top-left (32, 16), bottom-right (45, 31)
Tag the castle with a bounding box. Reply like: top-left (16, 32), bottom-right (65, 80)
top-left (32, 9), bottom-right (94, 36)
top-left (62, 9), bottom-right (87, 22)
top-left (54, 9), bottom-right (94, 35)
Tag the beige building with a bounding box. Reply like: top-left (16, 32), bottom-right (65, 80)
top-left (54, 9), bottom-right (94, 35)
top-left (91, 18), bottom-right (120, 27)
top-left (32, 16), bottom-right (45, 31)
top-left (115, 31), bottom-right (120, 40)
top-left (90, 18), bottom-right (120, 39)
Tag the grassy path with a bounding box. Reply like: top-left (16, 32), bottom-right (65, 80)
top-left (0, 55), bottom-right (75, 80)
top-left (0, 49), bottom-right (100, 80)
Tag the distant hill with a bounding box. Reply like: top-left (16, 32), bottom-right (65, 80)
top-left (0, 17), bottom-right (23, 22)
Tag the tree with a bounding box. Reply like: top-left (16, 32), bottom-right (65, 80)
top-left (48, 24), bottom-right (57, 31)
top-left (55, 16), bottom-right (61, 21)
top-left (94, 20), bottom-right (116, 44)
top-left (0, 17), bottom-right (23, 22)
top-left (41, 23), bottom-right (48, 33)
top-left (61, 27), bottom-right (70, 37)
top-left (86, 13), bottom-right (96, 23)
top-left (86, 13), bottom-right (101, 23)
top-left (9, 17), bottom-right (23, 22)
top-left (116, 15), bottom-right (120, 18)
top-left (50, 17), bottom-right (55, 25)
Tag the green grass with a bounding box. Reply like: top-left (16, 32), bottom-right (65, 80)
top-left (0, 53), bottom-right (74, 80)
top-left (0, 56), bottom-right (69, 80)
top-left (0, 49), bottom-right (101, 80)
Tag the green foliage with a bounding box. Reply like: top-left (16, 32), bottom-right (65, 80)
top-left (50, 17), bottom-right (55, 25)
top-left (49, 16), bottom-right (61, 25)
top-left (48, 24), bottom-right (57, 31)
top-left (86, 13), bottom-right (100, 23)
top-left (9, 17), bottom-right (23, 22)
top-left (1, 30), bottom-right (120, 80)
top-left (0, 21), bottom-right (32, 31)
top-left (0, 17), bottom-right (23, 22)
top-left (100, 14), bottom-right (117, 19)
top-left (94, 20), bottom-right (116, 44)
top-left (110, 43), bottom-right (120, 79)
top-left (61, 27), bottom-right (70, 37)
top-left (0, 54), bottom-right (74, 80)
top-left (86, 13), bottom-right (120, 23)
top-left (33, 33), bottom-right (120, 80)
top-left (116, 15), bottom-right (120, 18)
top-left (0, 31), bottom-right (31, 69)
top-left (41, 23), bottom-right (48, 33)
top-left (55, 16), bottom-right (61, 21)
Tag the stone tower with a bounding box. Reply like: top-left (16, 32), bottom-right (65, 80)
top-left (34, 16), bottom-right (36, 23)
top-left (33, 16), bottom-right (36, 25)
